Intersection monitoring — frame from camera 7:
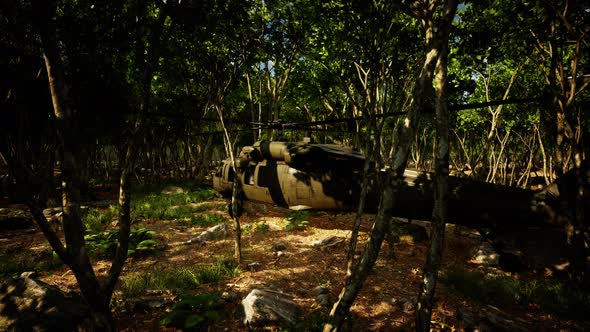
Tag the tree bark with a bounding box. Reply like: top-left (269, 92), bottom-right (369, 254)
top-left (415, 1), bottom-right (457, 329)
top-left (215, 103), bottom-right (243, 263)
top-left (324, 182), bottom-right (394, 332)
top-left (32, 0), bottom-right (115, 329)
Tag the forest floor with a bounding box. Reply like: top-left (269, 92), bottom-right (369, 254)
top-left (1, 182), bottom-right (589, 331)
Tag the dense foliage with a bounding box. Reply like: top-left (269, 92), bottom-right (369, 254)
top-left (2, 0), bottom-right (587, 186)
top-left (0, 0), bottom-right (588, 330)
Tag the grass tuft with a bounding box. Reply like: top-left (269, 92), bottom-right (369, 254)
top-left (0, 248), bottom-right (64, 278)
top-left (83, 206), bottom-right (118, 231)
top-left (120, 259), bottom-right (240, 298)
top-left (177, 214), bottom-right (227, 227)
top-left (130, 187), bottom-right (216, 221)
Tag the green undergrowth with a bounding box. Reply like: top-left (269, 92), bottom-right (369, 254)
top-left (177, 213), bottom-right (226, 227)
top-left (284, 211), bottom-right (310, 231)
top-left (0, 248), bottom-right (64, 278)
top-left (243, 220), bottom-right (270, 235)
top-left (131, 186), bottom-right (217, 221)
top-left (441, 267), bottom-right (590, 319)
top-left (84, 227), bottom-right (159, 258)
top-left (120, 258), bottom-right (240, 298)
top-left (278, 311), bottom-right (327, 332)
top-left (83, 206), bottom-right (118, 231)
top-left (160, 292), bottom-right (224, 331)
top-left (82, 184), bottom-right (218, 231)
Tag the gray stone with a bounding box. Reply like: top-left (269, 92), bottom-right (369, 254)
top-left (470, 242), bottom-right (499, 266)
top-left (316, 293), bottom-right (334, 308)
top-left (272, 242), bottom-right (288, 251)
top-left (160, 186), bottom-right (184, 195)
top-left (310, 286), bottom-right (329, 296)
top-left (247, 262), bottom-right (262, 271)
top-left (242, 288), bottom-right (300, 326)
top-left (128, 297), bottom-right (167, 311)
top-left (20, 271), bottom-right (38, 279)
top-left (221, 291), bottom-right (240, 303)
top-left (312, 236), bottom-right (345, 249)
top-left (186, 223), bottom-right (227, 244)
top-left (0, 274), bottom-right (91, 331)
top-left (276, 251), bottom-right (291, 258)
top-left (397, 298), bottom-right (416, 313)
top-left (125, 296), bottom-right (169, 311)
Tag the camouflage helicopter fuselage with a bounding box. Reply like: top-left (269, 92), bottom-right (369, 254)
top-left (212, 140), bottom-right (563, 228)
top-left (213, 141), bottom-right (375, 211)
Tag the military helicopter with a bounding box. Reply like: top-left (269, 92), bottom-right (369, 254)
top-left (212, 138), bottom-right (587, 269)
top-left (213, 139), bottom-right (568, 227)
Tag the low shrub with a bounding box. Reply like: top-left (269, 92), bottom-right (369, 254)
top-left (284, 211), bottom-right (310, 231)
top-left (160, 292), bottom-right (223, 330)
top-left (84, 227), bottom-right (159, 258)
top-left (441, 267), bottom-right (590, 319)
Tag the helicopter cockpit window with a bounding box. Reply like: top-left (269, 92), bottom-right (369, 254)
top-left (244, 165), bottom-right (255, 185)
top-left (227, 165), bottom-right (235, 182)
top-left (257, 166), bottom-right (269, 187)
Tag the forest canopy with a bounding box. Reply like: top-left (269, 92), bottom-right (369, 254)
top-left (1, 0), bottom-right (588, 331)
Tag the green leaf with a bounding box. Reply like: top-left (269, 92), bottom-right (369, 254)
top-left (136, 239), bottom-right (158, 249)
top-left (185, 314), bottom-right (205, 328)
top-left (160, 316), bottom-right (173, 326)
top-left (204, 310), bottom-right (221, 321)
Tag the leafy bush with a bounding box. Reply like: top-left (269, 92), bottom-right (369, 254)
top-left (160, 292), bottom-right (223, 330)
top-left (441, 267), bottom-right (590, 319)
top-left (84, 227), bottom-right (158, 257)
top-left (254, 222), bottom-right (270, 234)
top-left (284, 211), bottom-right (310, 231)
top-left (242, 221), bottom-right (270, 235)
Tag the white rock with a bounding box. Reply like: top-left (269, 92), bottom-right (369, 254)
top-left (242, 288), bottom-right (300, 325)
top-left (185, 223), bottom-right (227, 244)
top-left (160, 186), bottom-right (184, 195)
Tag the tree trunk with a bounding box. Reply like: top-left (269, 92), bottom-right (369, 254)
top-left (215, 103), bottom-right (243, 263)
top-left (324, 182), bottom-right (395, 332)
top-left (415, 1), bottom-right (457, 328)
top-left (32, 0), bottom-right (116, 329)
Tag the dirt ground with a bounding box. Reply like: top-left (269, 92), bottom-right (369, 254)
top-left (1, 192), bottom-right (588, 331)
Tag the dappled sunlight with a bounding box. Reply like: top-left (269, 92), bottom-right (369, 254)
top-left (1, 183), bottom-right (588, 331)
